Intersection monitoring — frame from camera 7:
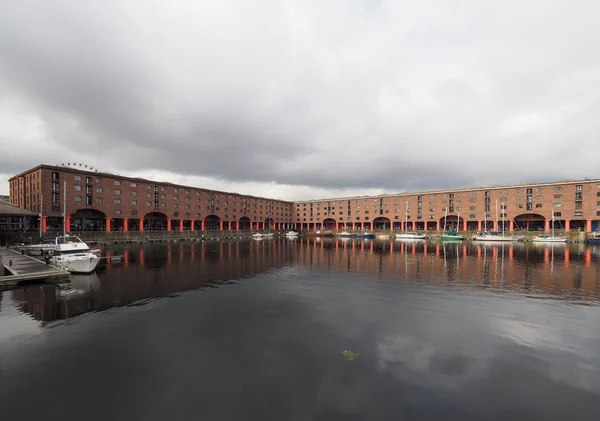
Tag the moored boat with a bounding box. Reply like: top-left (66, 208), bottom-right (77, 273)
top-left (356, 233), bottom-right (375, 239)
top-left (49, 235), bottom-right (101, 274)
top-left (285, 231), bottom-right (299, 237)
top-left (532, 234), bottom-right (567, 243)
top-left (585, 232), bottom-right (600, 245)
top-left (531, 213), bottom-right (567, 243)
top-left (395, 232), bottom-right (426, 240)
top-left (336, 231), bottom-right (356, 238)
top-left (472, 231), bottom-right (516, 242)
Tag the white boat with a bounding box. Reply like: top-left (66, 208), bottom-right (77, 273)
top-left (472, 232), bottom-right (516, 242)
top-left (531, 213), bottom-right (567, 243)
top-left (285, 231), bottom-right (299, 237)
top-left (395, 232), bottom-right (426, 240)
top-left (49, 235), bottom-right (101, 274)
top-left (336, 231), bottom-right (356, 238)
top-left (532, 235), bottom-right (568, 243)
top-left (376, 234), bottom-right (391, 239)
top-left (472, 201), bottom-right (517, 242)
top-left (251, 233), bottom-right (264, 239)
top-left (397, 201), bottom-right (428, 240)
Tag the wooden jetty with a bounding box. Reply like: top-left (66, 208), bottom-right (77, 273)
top-left (0, 248), bottom-right (69, 289)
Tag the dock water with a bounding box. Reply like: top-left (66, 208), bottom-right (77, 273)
top-left (0, 248), bottom-right (69, 289)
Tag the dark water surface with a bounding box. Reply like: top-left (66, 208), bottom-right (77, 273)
top-left (2, 239), bottom-right (600, 420)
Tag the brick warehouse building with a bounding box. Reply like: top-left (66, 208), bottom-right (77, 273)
top-left (294, 180), bottom-right (600, 233)
top-left (8, 163), bottom-right (600, 234)
top-left (8, 164), bottom-right (295, 233)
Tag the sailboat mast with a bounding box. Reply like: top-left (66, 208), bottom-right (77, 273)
top-left (405, 200), bottom-right (408, 232)
top-left (63, 181), bottom-right (66, 236)
top-left (443, 208), bottom-right (447, 233)
top-left (495, 200), bottom-right (499, 232)
top-left (484, 209), bottom-right (487, 232)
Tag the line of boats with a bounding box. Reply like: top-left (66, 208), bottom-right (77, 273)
top-left (276, 229), bottom-right (595, 243)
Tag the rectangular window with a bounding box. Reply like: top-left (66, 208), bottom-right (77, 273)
top-left (96, 178), bottom-right (103, 183)
top-left (131, 191), bottom-right (137, 196)
top-left (131, 183), bottom-right (137, 187)
top-left (52, 172), bottom-right (59, 181)
top-left (114, 199), bottom-right (121, 204)
top-left (576, 185), bottom-right (582, 192)
top-left (574, 211), bottom-right (583, 216)
top-left (526, 203), bottom-right (533, 211)
top-left (96, 187), bottom-right (103, 193)
top-left (536, 188), bottom-right (543, 192)
top-left (536, 204), bottom-right (542, 208)
top-left (86, 177), bottom-right (92, 185)
top-left (114, 180), bottom-right (121, 185)
top-left (535, 196), bottom-right (542, 200)
top-left (555, 194), bottom-right (562, 198)
top-left (554, 203), bottom-right (562, 207)
top-left (554, 186), bottom-right (562, 191)
top-left (74, 196), bottom-right (82, 202)
top-left (554, 212), bottom-right (562, 217)
top-left (74, 175), bottom-right (82, 181)
top-left (52, 192), bottom-right (59, 203)
top-left (115, 189), bottom-right (121, 195)
top-left (74, 185), bottom-right (81, 191)
top-left (575, 201), bottom-right (583, 209)
top-left (86, 195), bottom-right (92, 205)
top-left (131, 200), bottom-right (137, 205)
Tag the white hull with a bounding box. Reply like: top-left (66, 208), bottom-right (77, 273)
top-left (285, 231), bottom-right (299, 237)
top-left (53, 255), bottom-right (101, 273)
top-left (473, 235), bottom-right (516, 242)
top-left (395, 233), bottom-right (426, 240)
top-left (532, 236), bottom-right (568, 243)
top-left (376, 234), bottom-right (390, 239)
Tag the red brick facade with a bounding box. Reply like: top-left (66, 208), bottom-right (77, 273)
top-left (9, 165), bottom-right (294, 232)
top-left (9, 164), bottom-right (600, 233)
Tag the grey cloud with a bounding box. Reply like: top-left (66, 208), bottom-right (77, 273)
top-left (1, 0), bottom-right (600, 196)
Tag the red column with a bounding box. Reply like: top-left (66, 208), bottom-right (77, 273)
top-left (105, 218), bottom-right (111, 232)
top-left (179, 220), bottom-right (183, 231)
top-left (463, 220), bottom-right (467, 231)
top-left (411, 221), bottom-right (415, 230)
top-left (336, 222), bottom-right (339, 230)
top-left (191, 220), bottom-right (195, 231)
top-left (509, 220), bottom-right (514, 232)
top-left (123, 218), bottom-right (129, 232)
top-left (436, 221), bottom-right (440, 231)
top-left (201, 220), bottom-right (205, 230)
top-left (565, 220), bottom-right (570, 232)
top-left (545, 220), bottom-right (550, 232)
top-left (140, 219), bottom-right (144, 231)
top-left (219, 220), bottom-right (223, 231)
top-left (586, 220), bottom-right (592, 233)
top-left (493, 220), bottom-right (498, 231)
top-left (167, 219), bottom-right (171, 231)
top-left (41, 216), bottom-right (47, 233)
top-left (236, 221), bottom-right (239, 230)
top-left (477, 220), bottom-right (482, 231)
top-left (65, 217), bottom-right (71, 233)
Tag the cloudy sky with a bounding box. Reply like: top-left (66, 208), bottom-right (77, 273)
top-left (1, 0), bottom-right (599, 200)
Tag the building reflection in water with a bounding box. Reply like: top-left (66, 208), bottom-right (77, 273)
top-left (10, 238), bottom-right (600, 322)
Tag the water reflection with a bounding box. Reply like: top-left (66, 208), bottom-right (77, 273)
top-left (6, 239), bottom-right (600, 323)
